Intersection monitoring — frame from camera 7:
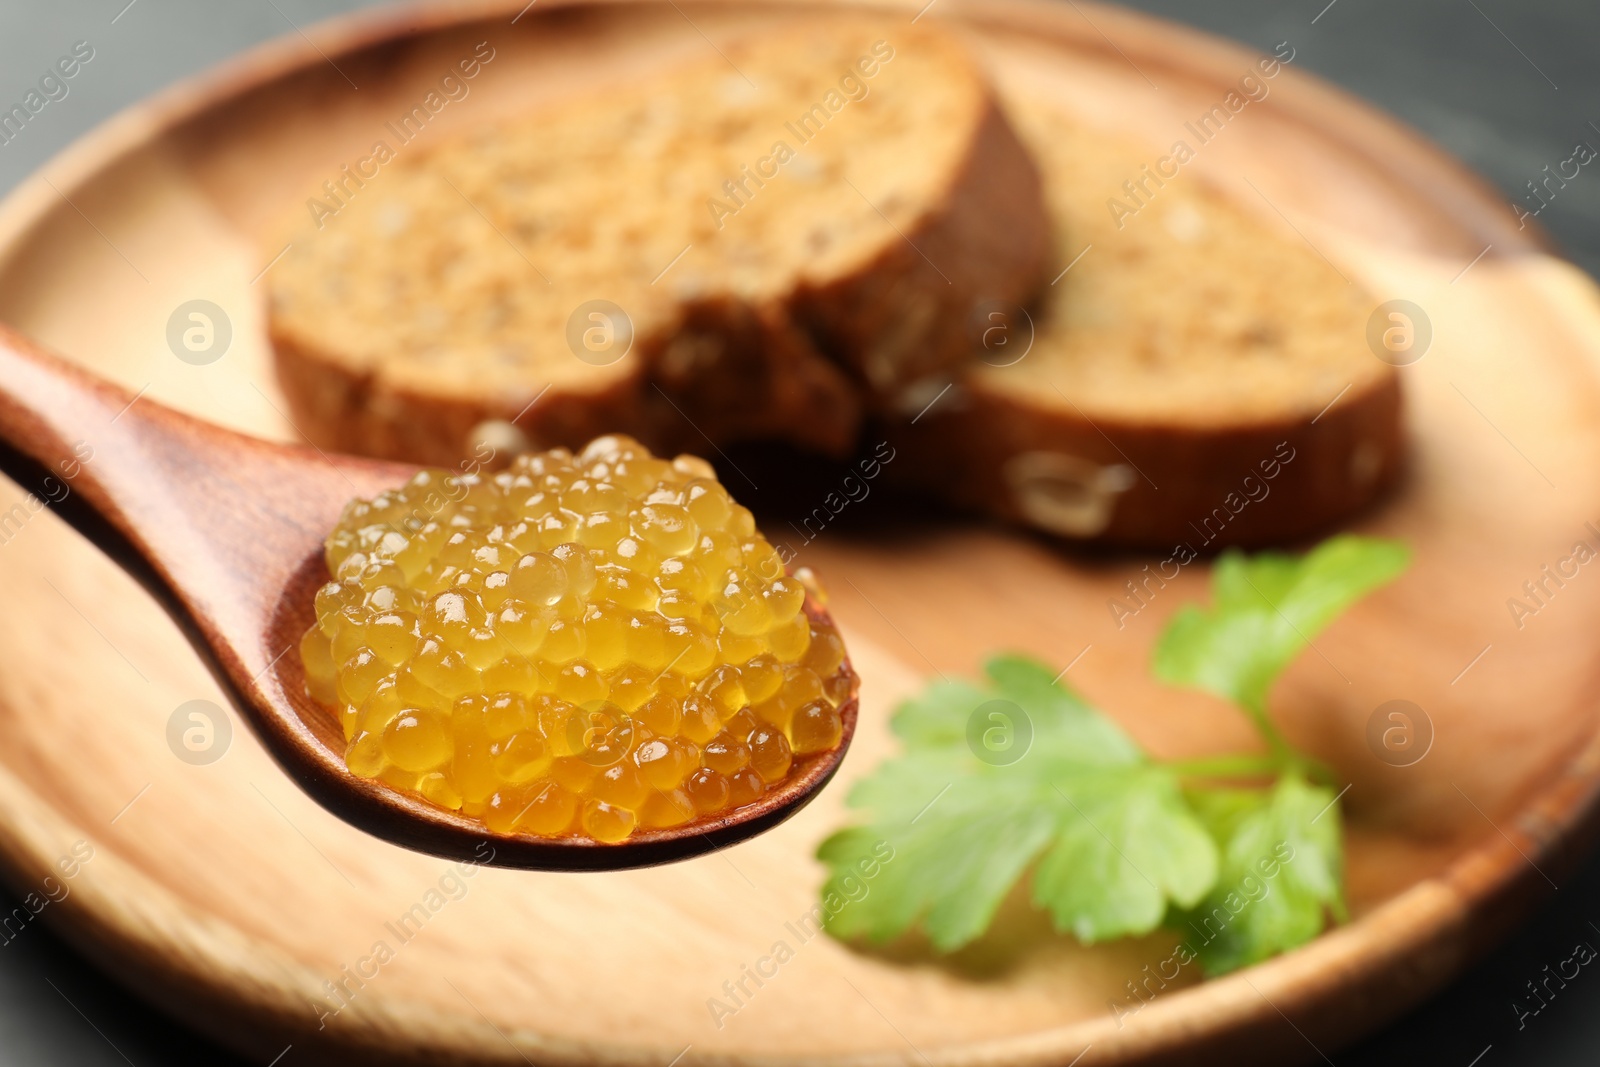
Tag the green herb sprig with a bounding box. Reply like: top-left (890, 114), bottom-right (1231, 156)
top-left (817, 535), bottom-right (1409, 974)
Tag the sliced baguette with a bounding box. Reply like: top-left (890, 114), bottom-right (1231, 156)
top-left (887, 98), bottom-right (1403, 549)
top-left (268, 18), bottom-right (1048, 465)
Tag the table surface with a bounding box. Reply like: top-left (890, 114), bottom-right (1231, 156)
top-left (1, 1), bottom-right (1597, 1064)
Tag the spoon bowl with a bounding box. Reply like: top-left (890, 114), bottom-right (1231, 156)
top-left (0, 323), bottom-right (857, 870)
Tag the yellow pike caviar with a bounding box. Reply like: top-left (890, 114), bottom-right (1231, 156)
top-left (301, 435), bottom-right (853, 842)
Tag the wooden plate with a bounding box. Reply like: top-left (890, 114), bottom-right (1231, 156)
top-left (0, 1), bottom-right (1596, 1063)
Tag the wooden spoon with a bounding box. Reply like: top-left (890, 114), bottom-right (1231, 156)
top-left (0, 324), bottom-right (858, 871)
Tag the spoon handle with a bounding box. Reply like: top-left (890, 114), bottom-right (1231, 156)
top-left (0, 323), bottom-right (176, 571)
top-left (0, 322), bottom-right (129, 489)
top-left (0, 324), bottom-right (384, 644)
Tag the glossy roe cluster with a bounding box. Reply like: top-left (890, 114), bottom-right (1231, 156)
top-left (301, 437), bottom-right (852, 842)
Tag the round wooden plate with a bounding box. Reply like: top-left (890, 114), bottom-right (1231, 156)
top-left (1, 1), bottom-right (1597, 1064)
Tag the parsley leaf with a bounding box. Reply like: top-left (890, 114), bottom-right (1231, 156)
top-left (1176, 774), bottom-right (1343, 974)
top-left (818, 657), bottom-right (1216, 951)
top-left (819, 537), bottom-right (1407, 975)
top-left (1153, 535), bottom-right (1409, 718)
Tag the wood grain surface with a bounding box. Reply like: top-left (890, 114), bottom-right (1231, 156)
top-left (0, 1), bottom-right (1595, 1064)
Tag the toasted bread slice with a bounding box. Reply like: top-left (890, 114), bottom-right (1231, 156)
top-left (268, 18), bottom-right (1047, 465)
top-left (887, 99), bottom-right (1402, 548)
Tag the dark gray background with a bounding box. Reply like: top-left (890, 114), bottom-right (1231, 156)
top-left (0, 1), bottom-right (1595, 1064)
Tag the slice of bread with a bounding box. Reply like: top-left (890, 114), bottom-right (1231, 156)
top-left (886, 98), bottom-right (1403, 549)
top-left (268, 18), bottom-right (1048, 466)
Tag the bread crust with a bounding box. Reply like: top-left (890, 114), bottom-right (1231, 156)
top-left (272, 295), bottom-right (865, 465)
top-left (272, 328), bottom-right (648, 465)
top-left (886, 372), bottom-right (1403, 549)
top-left (643, 296), bottom-right (864, 455)
top-left (793, 95), bottom-right (1048, 398)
